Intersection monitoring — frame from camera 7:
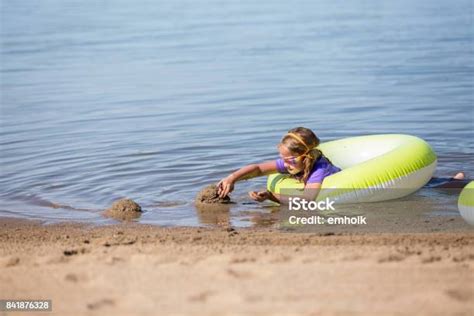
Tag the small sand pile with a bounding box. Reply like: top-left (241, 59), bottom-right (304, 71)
top-left (104, 198), bottom-right (142, 221)
top-left (195, 184), bottom-right (231, 205)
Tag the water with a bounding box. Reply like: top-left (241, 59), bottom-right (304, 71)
top-left (1, 0), bottom-right (473, 226)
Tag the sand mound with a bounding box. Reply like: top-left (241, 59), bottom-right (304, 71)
top-left (196, 184), bottom-right (231, 205)
top-left (104, 199), bottom-right (142, 220)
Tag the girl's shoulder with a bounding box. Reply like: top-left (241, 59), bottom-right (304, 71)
top-left (314, 155), bottom-right (339, 169)
top-left (307, 156), bottom-right (341, 183)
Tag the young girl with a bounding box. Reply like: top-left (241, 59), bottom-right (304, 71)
top-left (216, 127), bottom-right (468, 204)
top-left (217, 127), bottom-right (341, 204)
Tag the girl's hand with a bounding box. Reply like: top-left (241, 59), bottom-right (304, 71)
top-left (217, 175), bottom-right (235, 198)
top-left (248, 190), bottom-right (270, 202)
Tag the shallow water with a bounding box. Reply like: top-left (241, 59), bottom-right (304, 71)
top-left (1, 0), bottom-right (473, 227)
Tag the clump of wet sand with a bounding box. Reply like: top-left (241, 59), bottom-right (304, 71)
top-left (104, 199), bottom-right (142, 221)
top-left (195, 184), bottom-right (233, 213)
top-left (196, 184), bottom-right (231, 205)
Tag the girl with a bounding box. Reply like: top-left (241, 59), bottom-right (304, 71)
top-left (217, 127), bottom-right (341, 204)
top-left (216, 127), bottom-right (469, 204)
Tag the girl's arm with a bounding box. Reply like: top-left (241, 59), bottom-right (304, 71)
top-left (217, 161), bottom-right (278, 198)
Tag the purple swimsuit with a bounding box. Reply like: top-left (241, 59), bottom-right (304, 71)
top-left (275, 156), bottom-right (341, 184)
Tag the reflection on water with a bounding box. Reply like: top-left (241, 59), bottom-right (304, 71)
top-left (0, 0), bottom-right (473, 227)
top-left (196, 205), bottom-right (231, 227)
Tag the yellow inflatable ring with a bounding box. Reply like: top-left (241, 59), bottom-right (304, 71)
top-left (458, 181), bottom-right (474, 225)
top-left (267, 134), bottom-right (437, 203)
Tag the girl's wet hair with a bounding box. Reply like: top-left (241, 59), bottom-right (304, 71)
top-left (280, 127), bottom-right (332, 184)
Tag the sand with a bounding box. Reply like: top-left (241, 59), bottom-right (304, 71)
top-left (103, 199), bottom-right (142, 221)
top-left (1, 217), bottom-right (473, 316)
top-left (195, 184), bottom-right (233, 213)
top-left (196, 184), bottom-right (232, 204)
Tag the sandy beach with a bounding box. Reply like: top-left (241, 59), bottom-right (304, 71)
top-left (1, 217), bottom-right (473, 316)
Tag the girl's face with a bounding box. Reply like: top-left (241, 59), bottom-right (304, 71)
top-left (278, 144), bottom-right (305, 174)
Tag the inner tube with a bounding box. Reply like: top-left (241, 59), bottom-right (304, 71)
top-left (267, 134), bottom-right (437, 203)
top-left (458, 181), bottom-right (474, 225)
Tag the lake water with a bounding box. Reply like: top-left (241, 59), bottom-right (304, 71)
top-left (1, 0), bottom-right (473, 227)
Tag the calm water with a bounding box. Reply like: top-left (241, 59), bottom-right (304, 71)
top-left (1, 0), bottom-right (473, 226)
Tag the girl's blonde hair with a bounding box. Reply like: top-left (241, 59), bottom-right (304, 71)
top-left (280, 127), bottom-right (332, 184)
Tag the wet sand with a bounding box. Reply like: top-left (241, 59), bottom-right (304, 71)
top-left (1, 217), bottom-right (473, 316)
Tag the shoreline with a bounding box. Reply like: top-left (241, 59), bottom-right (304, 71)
top-left (1, 217), bottom-right (473, 315)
